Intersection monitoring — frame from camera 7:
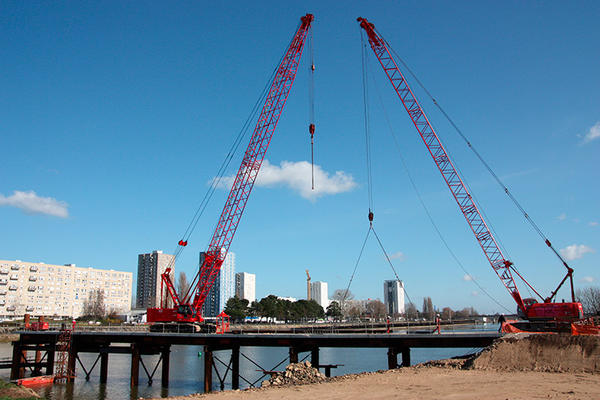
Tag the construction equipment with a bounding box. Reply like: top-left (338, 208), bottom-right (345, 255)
top-left (306, 269), bottom-right (312, 300)
top-left (357, 17), bottom-right (583, 324)
top-left (147, 14), bottom-right (314, 332)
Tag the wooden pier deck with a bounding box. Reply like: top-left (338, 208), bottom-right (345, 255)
top-left (11, 330), bottom-right (500, 392)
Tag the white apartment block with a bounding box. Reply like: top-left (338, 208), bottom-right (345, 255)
top-left (235, 272), bottom-right (255, 304)
top-left (383, 280), bottom-right (405, 316)
top-left (310, 281), bottom-right (329, 309)
top-left (136, 250), bottom-right (175, 309)
top-left (0, 259), bottom-right (132, 319)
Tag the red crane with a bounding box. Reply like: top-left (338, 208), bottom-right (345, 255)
top-left (147, 13), bottom-right (314, 331)
top-left (357, 17), bottom-right (583, 322)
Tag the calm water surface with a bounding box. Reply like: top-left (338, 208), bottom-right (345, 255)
top-left (0, 323), bottom-right (498, 399)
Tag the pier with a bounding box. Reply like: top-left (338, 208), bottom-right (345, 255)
top-left (11, 331), bottom-right (500, 392)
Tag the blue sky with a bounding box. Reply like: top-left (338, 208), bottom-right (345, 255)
top-left (1, 1), bottom-right (598, 314)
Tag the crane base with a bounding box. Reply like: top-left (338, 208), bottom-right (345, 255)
top-left (503, 320), bottom-right (573, 334)
top-left (149, 322), bottom-right (216, 334)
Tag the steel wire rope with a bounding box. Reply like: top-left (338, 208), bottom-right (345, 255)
top-left (308, 26), bottom-right (316, 190)
top-left (382, 35), bottom-right (571, 292)
top-left (342, 227), bottom-right (371, 304)
top-left (360, 30), bottom-right (374, 211)
top-left (367, 66), bottom-right (512, 313)
top-left (370, 227), bottom-right (416, 308)
top-left (375, 34), bottom-right (537, 300)
top-left (164, 33), bottom-right (295, 271)
top-left (344, 31), bottom-right (421, 313)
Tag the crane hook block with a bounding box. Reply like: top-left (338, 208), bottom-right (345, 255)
top-left (178, 240), bottom-right (188, 247)
top-left (309, 123), bottom-right (315, 135)
top-left (368, 210), bottom-right (374, 222)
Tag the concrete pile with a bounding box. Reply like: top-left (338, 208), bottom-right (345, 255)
top-left (261, 361), bottom-right (327, 387)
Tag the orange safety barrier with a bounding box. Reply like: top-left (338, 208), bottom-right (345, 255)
top-left (500, 320), bottom-right (529, 334)
top-left (571, 319), bottom-right (600, 336)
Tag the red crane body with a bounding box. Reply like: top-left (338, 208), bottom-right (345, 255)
top-left (147, 14), bottom-right (314, 328)
top-left (357, 17), bottom-right (582, 321)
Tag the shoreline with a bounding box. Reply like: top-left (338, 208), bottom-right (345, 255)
top-left (148, 366), bottom-right (600, 400)
top-left (148, 333), bottom-right (600, 400)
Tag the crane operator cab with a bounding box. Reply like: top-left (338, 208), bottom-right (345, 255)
top-left (517, 298), bottom-right (538, 319)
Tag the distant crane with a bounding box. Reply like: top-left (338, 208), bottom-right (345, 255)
top-left (306, 269), bottom-right (311, 301)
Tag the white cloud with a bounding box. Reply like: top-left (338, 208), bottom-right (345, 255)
top-left (0, 190), bottom-right (69, 218)
top-left (463, 274), bottom-right (474, 281)
top-left (581, 276), bottom-right (595, 283)
top-left (213, 160), bottom-right (357, 200)
top-left (557, 213), bottom-right (567, 221)
top-left (582, 121), bottom-right (600, 144)
top-left (389, 252), bottom-right (405, 261)
top-left (589, 221), bottom-right (599, 227)
top-left (471, 291), bottom-right (479, 296)
top-left (559, 244), bottom-right (595, 261)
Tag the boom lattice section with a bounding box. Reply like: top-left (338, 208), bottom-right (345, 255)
top-left (357, 17), bottom-right (525, 312)
top-left (190, 14), bottom-right (314, 313)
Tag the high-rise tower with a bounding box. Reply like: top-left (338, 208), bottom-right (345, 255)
top-left (383, 280), bottom-right (405, 316)
top-left (136, 250), bottom-right (174, 308)
top-left (202, 252), bottom-right (236, 317)
top-left (235, 272), bottom-right (256, 304)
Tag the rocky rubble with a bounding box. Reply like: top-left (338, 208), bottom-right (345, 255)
top-left (261, 361), bottom-right (327, 387)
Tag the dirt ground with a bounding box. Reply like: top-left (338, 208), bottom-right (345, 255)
top-left (155, 368), bottom-right (600, 400)
top-left (151, 334), bottom-right (600, 400)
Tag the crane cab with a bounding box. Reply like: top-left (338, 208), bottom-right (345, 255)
top-left (519, 297), bottom-right (584, 321)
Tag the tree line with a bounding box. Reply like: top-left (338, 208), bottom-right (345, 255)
top-left (224, 295), bottom-right (331, 322)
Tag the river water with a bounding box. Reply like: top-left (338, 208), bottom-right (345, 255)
top-left (0, 323), bottom-right (498, 399)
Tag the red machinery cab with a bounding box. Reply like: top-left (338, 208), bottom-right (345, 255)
top-left (519, 298), bottom-right (583, 321)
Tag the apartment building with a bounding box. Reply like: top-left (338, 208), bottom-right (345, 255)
top-left (383, 279), bottom-right (405, 316)
top-left (0, 259), bottom-right (132, 318)
top-left (235, 272), bottom-right (256, 304)
top-left (310, 281), bottom-right (329, 308)
top-left (136, 250), bottom-right (175, 309)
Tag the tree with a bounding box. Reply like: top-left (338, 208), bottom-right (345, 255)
top-left (256, 295), bottom-right (281, 320)
top-left (366, 299), bottom-right (386, 319)
top-left (177, 271), bottom-right (190, 298)
top-left (326, 301), bottom-right (343, 320)
top-left (577, 287), bottom-right (600, 315)
top-left (405, 302), bottom-right (418, 320)
top-left (248, 301), bottom-right (259, 317)
top-left (348, 306), bottom-right (362, 319)
top-left (82, 289), bottom-right (105, 319)
top-left (224, 296), bottom-right (249, 322)
top-left (422, 297), bottom-right (434, 320)
top-left (441, 307), bottom-right (453, 321)
top-left (332, 289), bottom-right (354, 313)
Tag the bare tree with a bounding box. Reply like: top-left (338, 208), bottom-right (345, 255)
top-left (83, 289), bottom-right (105, 319)
top-left (441, 307), bottom-right (453, 320)
top-left (577, 287), bottom-right (600, 315)
top-left (177, 271), bottom-right (190, 298)
top-left (422, 297), bottom-right (434, 320)
top-left (366, 299), bottom-right (386, 319)
top-left (405, 302), bottom-right (418, 320)
top-left (332, 289), bottom-right (354, 313)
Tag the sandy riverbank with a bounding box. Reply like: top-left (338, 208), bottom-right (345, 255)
top-left (159, 368), bottom-right (600, 400)
top-left (150, 334), bottom-right (600, 400)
